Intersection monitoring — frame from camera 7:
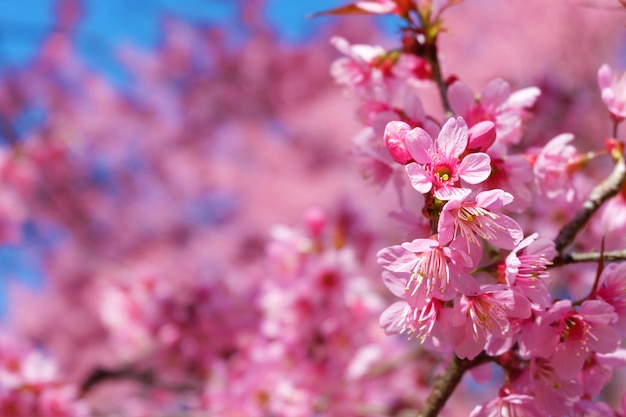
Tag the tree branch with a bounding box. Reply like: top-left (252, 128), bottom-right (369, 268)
top-left (416, 353), bottom-right (490, 417)
top-left (554, 152), bottom-right (626, 254)
top-left (552, 249), bottom-right (626, 266)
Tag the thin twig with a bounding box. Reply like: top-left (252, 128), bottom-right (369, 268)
top-left (554, 152), bottom-right (626, 253)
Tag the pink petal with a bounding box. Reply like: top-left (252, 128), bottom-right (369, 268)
top-left (405, 128), bottom-right (433, 163)
top-left (447, 81), bottom-right (475, 116)
top-left (434, 185), bottom-right (471, 201)
top-left (489, 214), bottom-right (524, 249)
top-left (467, 121), bottom-right (496, 152)
top-left (450, 272), bottom-right (480, 296)
top-left (401, 238), bottom-right (439, 253)
top-left (481, 78), bottom-right (511, 109)
top-left (508, 86), bottom-right (541, 109)
top-left (406, 162), bottom-right (432, 193)
top-left (475, 189), bottom-right (513, 210)
top-left (379, 301), bottom-right (409, 334)
top-left (459, 152), bottom-right (491, 184)
top-left (437, 208), bottom-right (456, 245)
top-left (382, 270), bottom-right (408, 297)
top-left (598, 63), bottom-right (613, 90)
top-left (384, 121), bottom-right (413, 164)
top-left (438, 117), bottom-right (468, 158)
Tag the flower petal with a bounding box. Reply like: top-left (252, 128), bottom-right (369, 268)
top-left (405, 128), bottom-right (433, 164)
top-left (459, 152), bottom-right (491, 184)
top-left (438, 117), bottom-right (468, 158)
top-left (406, 162), bottom-right (432, 194)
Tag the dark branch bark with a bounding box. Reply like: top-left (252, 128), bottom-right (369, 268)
top-left (417, 353), bottom-right (490, 417)
top-left (552, 249), bottom-right (626, 266)
top-left (554, 153), bottom-right (626, 254)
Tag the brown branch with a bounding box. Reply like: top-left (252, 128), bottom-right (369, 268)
top-left (552, 249), bottom-right (626, 266)
top-left (425, 41), bottom-right (452, 116)
top-left (554, 152), bottom-right (626, 253)
top-left (79, 366), bottom-right (155, 396)
top-left (417, 353), bottom-right (490, 417)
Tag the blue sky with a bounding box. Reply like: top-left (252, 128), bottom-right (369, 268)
top-left (0, 0), bottom-right (351, 67)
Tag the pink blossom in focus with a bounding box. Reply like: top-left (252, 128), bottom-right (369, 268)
top-left (538, 299), bottom-right (620, 380)
top-left (449, 285), bottom-right (530, 359)
top-left (438, 189), bottom-right (523, 251)
top-left (503, 233), bottom-right (555, 310)
top-left (377, 236), bottom-right (480, 304)
top-left (594, 262), bottom-right (626, 336)
top-left (598, 63), bottom-right (626, 121)
top-left (404, 117), bottom-right (491, 200)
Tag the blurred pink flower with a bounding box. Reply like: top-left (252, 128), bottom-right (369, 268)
top-left (533, 133), bottom-right (579, 202)
top-left (448, 78), bottom-right (540, 147)
top-left (470, 391), bottom-right (544, 417)
top-left (598, 63), bottom-right (626, 121)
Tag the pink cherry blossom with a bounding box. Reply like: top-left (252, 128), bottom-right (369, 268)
top-left (598, 63), bottom-right (626, 121)
top-left (469, 390), bottom-right (544, 417)
top-left (594, 262), bottom-right (626, 336)
top-left (503, 233), bottom-right (555, 309)
top-left (540, 299), bottom-right (620, 380)
top-left (448, 78), bottom-right (541, 147)
top-left (533, 133), bottom-right (579, 202)
top-left (479, 151), bottom-right (534, 212)
top-left (438, 189), bottom-right (523, 251)
top-left (377, 236), bottom-right (480, 303)
top-left (449, 285), bottom-right (531, 359)
top-left (383, 121), bottom-right (414, 164)
top-left (404, 117), bottom-right (491, 200)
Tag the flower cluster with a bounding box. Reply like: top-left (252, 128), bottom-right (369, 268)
top-left (328, 1), bottom-right (626, 414)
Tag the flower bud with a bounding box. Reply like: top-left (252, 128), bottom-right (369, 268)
top-left (467, 121), bottom-right (496, 152)
top-left (383, 121), bottom-right (413, 164)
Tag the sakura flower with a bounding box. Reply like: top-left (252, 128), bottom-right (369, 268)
top-left (533, 133), bottom-right (579, 202)
top-left (528, 358), bottom-right (583, 417)
top-left (438, 189), bottom-right (523, 251)
top-left (379, 290), bottom-right (442, 342)
top-left (594, 262), bottom-right (626, 336)
top-left (478, 151), bottom-right (534, 212)
top-left (449, 285), bottom-right (531, 359)
top-left (330, 36), bottom-right (386, 91)
top-left (448, 78), bottom-right (541, 147)
top-left (503, 233), bottom-right (555, 309)
top-left (598, 63), bottom-right (626, 121)
top-left (404, 117), bottom-right (491, 200)
top-left (469, 390), bottom-right (544, 417)
top-left (541, 299), bottom-right (620, 380)
top-left (384, 121), bottom-right (415, 164)
top-left (377, 236), bottom-right (480, 304)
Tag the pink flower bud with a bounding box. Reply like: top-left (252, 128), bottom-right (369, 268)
top-left (383, 121), bottom-right (413, 164)
top-left (304, 206), bottom-right (326, 238)
top-left (467, 121), bottom-right (496, 152)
